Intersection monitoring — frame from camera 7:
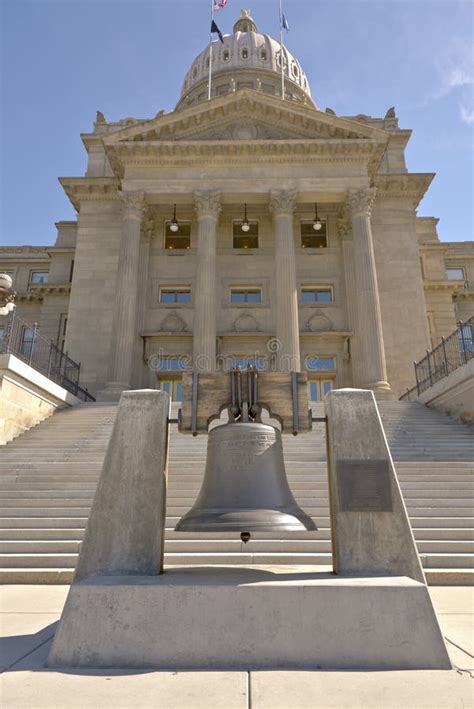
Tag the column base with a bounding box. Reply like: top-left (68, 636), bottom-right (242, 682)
top-left (369, 381), bottom-right (395, 401)
top-left (96, 382), bottom-right (131, 402)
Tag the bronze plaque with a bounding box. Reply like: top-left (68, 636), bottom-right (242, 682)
top-left (337, 460), bottom-right (393, 512)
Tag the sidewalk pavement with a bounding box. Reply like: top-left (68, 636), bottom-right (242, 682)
top-left (1, 584), bottom-right (472, 708)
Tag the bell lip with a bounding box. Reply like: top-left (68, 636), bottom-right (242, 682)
top-left (175, 509), bottom-right (317, 533)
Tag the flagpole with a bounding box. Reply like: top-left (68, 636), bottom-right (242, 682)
top-left (279, 0), bottom-right (285, 100)
top-left (208, 0), bottom-right (214, 100)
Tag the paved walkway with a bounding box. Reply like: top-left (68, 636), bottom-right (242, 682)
top-left (1, 585), bottom-right (472, 708)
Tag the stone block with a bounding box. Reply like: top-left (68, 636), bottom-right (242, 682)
top-left (73, 389), bottom-right (169, 581)
top-left (48, 567), bottom-right (451, 670)
top-left (325, 388), bottom-right (425, 582)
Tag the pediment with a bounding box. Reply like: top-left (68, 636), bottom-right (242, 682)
top-left (103, 90), bottom-right (389, 146)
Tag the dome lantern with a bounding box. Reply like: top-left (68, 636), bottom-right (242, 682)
top-left (233, 9), bottom-right (257, 34)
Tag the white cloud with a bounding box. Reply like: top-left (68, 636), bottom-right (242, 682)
top-left (460, 104), bottom-right (474, 125)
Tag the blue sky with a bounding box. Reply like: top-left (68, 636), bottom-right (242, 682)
top-left (1, 0), bottom-right (473, 245)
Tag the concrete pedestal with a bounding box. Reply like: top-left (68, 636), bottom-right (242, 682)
top-left (49, 566), bottom-right (451, 670)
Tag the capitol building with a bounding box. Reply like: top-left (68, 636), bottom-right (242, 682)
top-left (1, 9), bottom-right (473, 402)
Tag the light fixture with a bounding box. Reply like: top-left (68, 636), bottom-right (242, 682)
top-left (312, 203), bottom-right (322, 231)
top-left (169, 204), bottom-right (179, 233)
top-left (241, 203), bottom-right (250, 232)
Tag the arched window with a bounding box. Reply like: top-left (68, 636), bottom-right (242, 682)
top-left (223, 49), bottom-right (230, 62)
top-left (261, 49), bottom-right (267, 61)
top-left (242, 47), bottom-right (249, 60)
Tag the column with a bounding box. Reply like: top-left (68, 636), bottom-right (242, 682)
top-left (270, 189), bottom-right (301, 372)
top-left (193, 190), bottom-right (221, 372)
top-left (135, 216), bottom-right (153, 388)
top-left (339, 212), bottom-right (362, 387)
top-left (348, 187), bottom-right (392, 396)
top-left (103, 191), bottom-right (144, 397)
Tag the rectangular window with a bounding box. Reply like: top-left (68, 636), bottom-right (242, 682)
top-left (301, 221), bottom-right (328, 249)
top-left (20, 326), bottom-right (35, 357)
top-left (233, 221), bottom-right (259, 249)
top-left (308, 379), bottom-right (334, 401)
top-left (29, 271), bottom-right (49, 285)
top-left (230, 288), bottom-right (262, 304)
top-left (165, 221), bottom-right (191, 250)
top-left (69, 259), bottom-right (75, 283)
top-left (446, 267), bottom-right (465, 280)
top-left (301, 287), bottom-right (333, 303)
top-left (57, 314), bottom-right (67, 352)
top-left (0, 325), bottom-right (5, 347)
top-left (305, 356), bottom-right (336, 371)
top-left (159, 288), bottom-right (192, 304)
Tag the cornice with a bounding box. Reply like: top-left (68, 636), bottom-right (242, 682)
top-left (423, 280), bottom-right (460, 292)
top-left (16, 292), bottom-right (43, 302)
top-left (374, 173), bottom-right (435, 207)
top-left (453, 289), bottom-right (474, 300)
top-left (106, 140), bottom-right (385, 179)
top-left (27, 284), bottom-right (71, 294)
top-left (0, 247), bottom-right (49, 257)
top-left (300, 330), bottom-right (353, 338)
top-left (59, 177), bottom-right (120, 211)
top-left (102, 90), bottom-right (389, 146)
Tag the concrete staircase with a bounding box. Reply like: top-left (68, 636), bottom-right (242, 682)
top-left (0, 401), bottom-right (472, 584)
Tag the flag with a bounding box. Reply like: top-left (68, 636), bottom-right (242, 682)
top-left (211, 19), bottom-right (224, 43)
top-left (282, 12), bottom-right (290, 31)
top-left (213, 0), bottom-right (228, 10)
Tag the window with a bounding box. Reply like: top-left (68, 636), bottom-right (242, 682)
top-left (29, 271), bottom-right (48, 285)
top-left (57, 314), bottom-right (67, 352)
top-left (69, 260), bottom-right (75, 283)
top-left (446, 267), bottom-right (465, 280)
top-left (261, 49), bottom-right (267, 61)
top-left (230, 288), bottom-right (262, 304)
top-left (0, 325), bottom-right (5, 348)
top-left (159, 379), bottom-right (183, 401)
top-left (292, 62), bottom-right (299, 78)
top-left (301, 221), bottom-right (328, 248)
top-left (223, 50), bottom-right (230, 62)
top-left (233, 221), bottom-right (259, 249)
top-left (301, 287), bottom-right (333, 304)
top-left (164, 221), bottom-right (191, 250)
top-left (159, 288), bottom-right (191, 304)
top-left (20, 326), bottom-right (35, 358)
top-left (241, 48), bottom-right (249, 60)
top-left (308, 379), bottom-right (334, 401)
top-left (306, 356), bottom-right (336, 371)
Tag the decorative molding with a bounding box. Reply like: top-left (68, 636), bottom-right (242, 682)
top-left (306, 310), bottom-right (334, 332)
top-left (347, 187), bottom-right (377, 218)
top-left (423, 280), bottom-right (462, 292)
top-left (233, 313), bottom-right (260, 332)
top-left (269, 189), bottom-right (297, 216)
top-left (374, 174), bottom-right (434, 208)
top-left (159, 313), bottom-right (189, 333)
top-left (59, 178), bottom-right (120, 211)
top-left (337, 211), bottom-right (351, 240)
top-left (105, 140), bottom-right (385, 178)
top-left (194, 190), bottom-right (221, 219)
top-left (27, 285), bottom-right (71, 295)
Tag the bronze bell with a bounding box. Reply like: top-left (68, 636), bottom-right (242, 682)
top-left (175, 421), bottom-right (317, 533)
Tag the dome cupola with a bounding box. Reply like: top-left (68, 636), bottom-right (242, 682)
top-left (176, 9), bottom-right (314, 110)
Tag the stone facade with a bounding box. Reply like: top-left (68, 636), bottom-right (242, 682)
top-left (1, 13), bottom-right (473, 400)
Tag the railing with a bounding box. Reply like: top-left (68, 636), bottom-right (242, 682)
top-left (400, 317), bottom-right (474, 401)
top-left (0, 311), bottom-right (95, 402)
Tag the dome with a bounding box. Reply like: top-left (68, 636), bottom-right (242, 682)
top-left (176, 10), bottom-right (314, 110)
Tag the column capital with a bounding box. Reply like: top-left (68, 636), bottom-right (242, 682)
top-left (337, 212), bottom-right (352, 241)
top-left (194, 190), bottom-right (221, 219)
top-left (120, 191), bottom-right (145, 220)
top-left (269, 189), bottom-right (297, 217)
top-left (347, 187), bottom-right (377, 218)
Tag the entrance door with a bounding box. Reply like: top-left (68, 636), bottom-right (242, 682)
top-left (308, 378), bottom-right (334, 402)
top-left (158, 378), bottom-right (183, 401)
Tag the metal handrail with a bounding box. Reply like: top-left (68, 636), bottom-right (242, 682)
top-left (0, 310), bottom-right (95, 402)
top-left (400, 317), bottom-right (474, 400)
